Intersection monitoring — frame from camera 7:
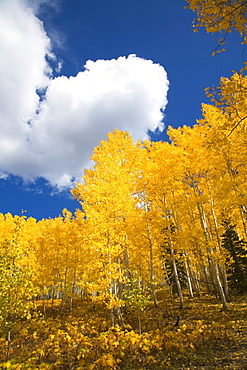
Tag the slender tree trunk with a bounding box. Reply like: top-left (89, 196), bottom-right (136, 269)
top-left (113, 278), bottom-right (123, 326)
top-left (209, 251), bottom-right (228, 310)
top-left (208, 190), bottom-right (230, 301)
top-left (69, 268), bottom-right (77, 312)
top-left (107, 233), bottom-right (115, 326)
top-left (6, 329), bottom-right (11, 361)
top-left (138, 313), bottom-right (142, 335)
top-left (191, 267), bottom-right (201, 295)
top-left (110, 307), bottom-right (115, 327)
top-left (51, 286), bottom-right (55, 310)
top-left (195, 198), bottom-right (228, 310)
top-left (163, 261), bottom-right (173, 302)
top-left (219, 264), bottom-right (230, 300)
top-left (62, 266), bottom-right (68, 310)
top-left (182, 191), bottom-right (210, 294)
top-left (183, 251), bottom-right (193, 298)
top-left (124, 250), bottom-right (130, 281)
top-left (170, 246), bottom-right (184, 309)
top-left (145, 207), bottom-right (158, 308)
top-left (240, 205), bottom-right (247, 238)
top-left (198, 250), bottom-right (212, 294)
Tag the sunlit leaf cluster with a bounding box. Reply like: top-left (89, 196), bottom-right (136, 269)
top-left (186, 0), bottom-right (247, 51)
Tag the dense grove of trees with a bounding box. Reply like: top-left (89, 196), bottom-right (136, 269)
top-left (1, 79), bottom-right (247, 324)
top-left (0, 1), bottom-right (247, 368)
top-left (1, 103), bottom-right (247, 366)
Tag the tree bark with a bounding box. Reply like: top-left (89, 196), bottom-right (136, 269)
top-left (145, 206), bottom-right (158, 308)
top-left (195, 198), bottom-right (228, 310)
top-left (183, 251), bottom-right (194, 298)
top-left (170, 245), bottom-right (184, 309)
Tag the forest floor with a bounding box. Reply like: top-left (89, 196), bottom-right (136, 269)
top-left (0, 293), bottom-right (247, 369)
top-left (162, 295), bottom-right (247, 369)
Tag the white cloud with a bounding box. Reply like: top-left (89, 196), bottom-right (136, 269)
top-left (0, 0), bottom-right (51, 175)
top-left (0, 0), bottom-right (169, 189)
top-left (25, 0), bottom-right (62, 15)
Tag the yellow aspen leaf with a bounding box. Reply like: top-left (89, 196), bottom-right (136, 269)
top-left (3, 361), bottom-right (12, 369)
top-left (130, 337), bottom-right (138, 345)
top-left (32, 331), bottom-right (38, 339)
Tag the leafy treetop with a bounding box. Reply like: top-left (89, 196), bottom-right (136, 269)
top-left (186, 0), bottom-right (247, 54)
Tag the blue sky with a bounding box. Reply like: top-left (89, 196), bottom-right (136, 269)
top-left (0, 0), bottom-right (245, 220)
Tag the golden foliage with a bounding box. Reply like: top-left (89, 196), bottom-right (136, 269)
top-left (186, 0), bottom-right (247, 50)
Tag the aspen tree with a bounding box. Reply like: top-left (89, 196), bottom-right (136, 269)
top-left (168, 124), bottom-right (229, 309)
top-left (72, 130), bottom-right (142, 323)
top-left (0, 213), bottom-right (38, 357)
top-left (199, 77), bottom-right (247, 239)
top-left (137, 141), bottom-right (186, 308)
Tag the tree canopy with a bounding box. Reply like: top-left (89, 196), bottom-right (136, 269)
top-left (186, 0), bottom-right (247, 53)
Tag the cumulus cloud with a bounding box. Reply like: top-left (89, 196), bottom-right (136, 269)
top-left (0, 0), bottom-right (169, 188)
top-left (0, 0), bottom-right (51, 173)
